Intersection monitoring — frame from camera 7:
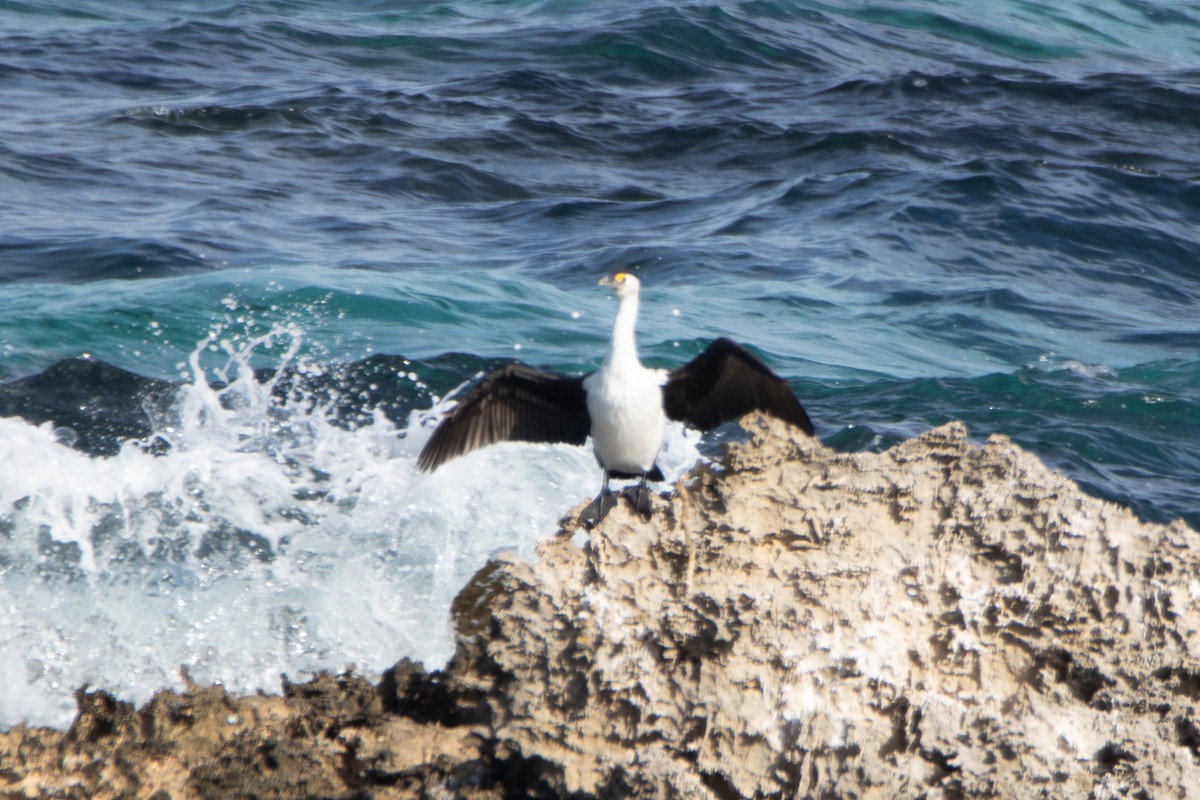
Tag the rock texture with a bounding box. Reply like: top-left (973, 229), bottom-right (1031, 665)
top-left (2, 417), bottom-right (1198, 799)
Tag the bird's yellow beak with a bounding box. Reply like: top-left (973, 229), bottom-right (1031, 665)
top-left (599, 273), bottom-right (629, 287)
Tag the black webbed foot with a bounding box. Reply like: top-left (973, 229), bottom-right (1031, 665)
top-left (620, 481), bottom-right (654, 520)
top-left (581, 491), bottom-right (618, 529)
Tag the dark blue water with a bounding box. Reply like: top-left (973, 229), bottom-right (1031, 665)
top-left (1, 0), bottom-right (1197, 727)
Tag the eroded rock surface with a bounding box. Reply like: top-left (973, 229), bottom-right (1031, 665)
top-left (2, 418), bottom-right (1198, 799)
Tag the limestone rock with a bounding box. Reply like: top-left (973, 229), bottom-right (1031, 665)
top-left (2, 417), bottom-right (1197, 799)
top-left (437, 417), bottom-right (1200, 798)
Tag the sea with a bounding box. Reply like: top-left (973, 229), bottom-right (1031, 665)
top-left (0, 0), bottom-right (1197, 730)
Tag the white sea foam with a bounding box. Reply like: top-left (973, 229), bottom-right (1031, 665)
top-left (1032, 353), bottom-right (1117, 380)
top-left (0, 326), bottom-right (702, 729)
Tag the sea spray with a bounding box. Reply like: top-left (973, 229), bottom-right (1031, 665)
top-left (0, 323), bottom-right (699, 729)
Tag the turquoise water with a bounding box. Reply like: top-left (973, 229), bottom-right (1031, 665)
top-left (0, 0), bottom-right (1197, 728)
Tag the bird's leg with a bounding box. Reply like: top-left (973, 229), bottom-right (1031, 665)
top-left (581, 471), bottom-right (617, 529)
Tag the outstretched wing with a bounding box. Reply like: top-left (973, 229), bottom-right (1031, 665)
top-left (663, 338), bottom-right (814, 435)
top-left (416, 363), bottom-right (591, 472)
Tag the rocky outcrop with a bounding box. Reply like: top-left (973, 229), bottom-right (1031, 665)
top-left (2, 417), bottom-right (1198, 799)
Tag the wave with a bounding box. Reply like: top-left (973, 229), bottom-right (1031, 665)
top-left (0, 324), bottom-right (703, 729)
top-left (0, 236), bottom-right (214, 284)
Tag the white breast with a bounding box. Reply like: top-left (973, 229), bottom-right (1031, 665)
top-left (583, 365), bottom-right (667, 474)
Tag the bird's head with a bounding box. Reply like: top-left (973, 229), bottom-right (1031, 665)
top-left (599, 272), bottom-right (641, 299)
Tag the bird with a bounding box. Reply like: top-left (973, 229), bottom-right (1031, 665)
top-left (416, 272), bottom-right (814, 527)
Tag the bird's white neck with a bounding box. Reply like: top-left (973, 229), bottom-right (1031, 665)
top-left (604, 291), bottom-right (641, 370)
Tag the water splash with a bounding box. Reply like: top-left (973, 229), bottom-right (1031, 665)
top-left (0, 321), bottom-right (697, 729)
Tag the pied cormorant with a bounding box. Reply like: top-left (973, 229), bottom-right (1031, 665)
top-left (417, 273), bottom-right (814, 526)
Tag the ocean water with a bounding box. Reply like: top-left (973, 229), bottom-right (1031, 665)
top-left (1, 0), bottom-right (1198, 729)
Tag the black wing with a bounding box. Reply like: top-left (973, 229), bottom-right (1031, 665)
top-left (417, 363), bottom-right (591, 472)
top-left (663, 338), bottom-right (814, 435)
